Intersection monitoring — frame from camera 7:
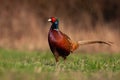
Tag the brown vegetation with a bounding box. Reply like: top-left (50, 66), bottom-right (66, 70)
top-left (0, 0), bottom-right (120, 52)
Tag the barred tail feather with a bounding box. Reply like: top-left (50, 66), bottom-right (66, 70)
top-left (78, 40), bottom-right (112, 46)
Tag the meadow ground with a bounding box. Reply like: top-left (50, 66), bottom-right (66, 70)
top-left (0, 48), bottom-right (120, 80)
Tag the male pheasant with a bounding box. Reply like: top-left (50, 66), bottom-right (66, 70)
top-left (48, 17), bottom-right (111, 62)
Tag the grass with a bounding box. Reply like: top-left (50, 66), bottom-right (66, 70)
top-left (0, 48), bottom-right (120, 80)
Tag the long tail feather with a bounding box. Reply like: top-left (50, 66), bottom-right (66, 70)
top-left (78, 40), bottom-right (112, 46)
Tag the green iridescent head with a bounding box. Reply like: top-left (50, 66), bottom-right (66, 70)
top-left (48, 17), bottom-right (59, 30)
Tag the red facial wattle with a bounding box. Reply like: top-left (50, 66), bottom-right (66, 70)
top-left (51, 17), bottom-right (56, 23)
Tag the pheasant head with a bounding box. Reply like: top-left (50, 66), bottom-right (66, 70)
top-left (48, 17), bottom-right (59, 30)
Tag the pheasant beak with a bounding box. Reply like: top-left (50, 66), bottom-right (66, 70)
top-left (48, 18), bottom-right (52, 22)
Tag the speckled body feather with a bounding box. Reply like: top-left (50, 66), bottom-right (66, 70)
top-left (48, 29), bottom-right (78, 62)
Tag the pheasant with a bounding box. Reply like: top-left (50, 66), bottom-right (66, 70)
top-left (48, 17), bottom-right (111, 62)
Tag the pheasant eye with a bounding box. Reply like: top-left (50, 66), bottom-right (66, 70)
top-left (51, 17), bottom-right (56, 22)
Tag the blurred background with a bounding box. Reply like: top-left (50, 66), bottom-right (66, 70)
top-left (0, 0), bottom-right (120, 52)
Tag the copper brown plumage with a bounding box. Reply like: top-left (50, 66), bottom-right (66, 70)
top-left (48, 17), bottom-right (112, 62)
